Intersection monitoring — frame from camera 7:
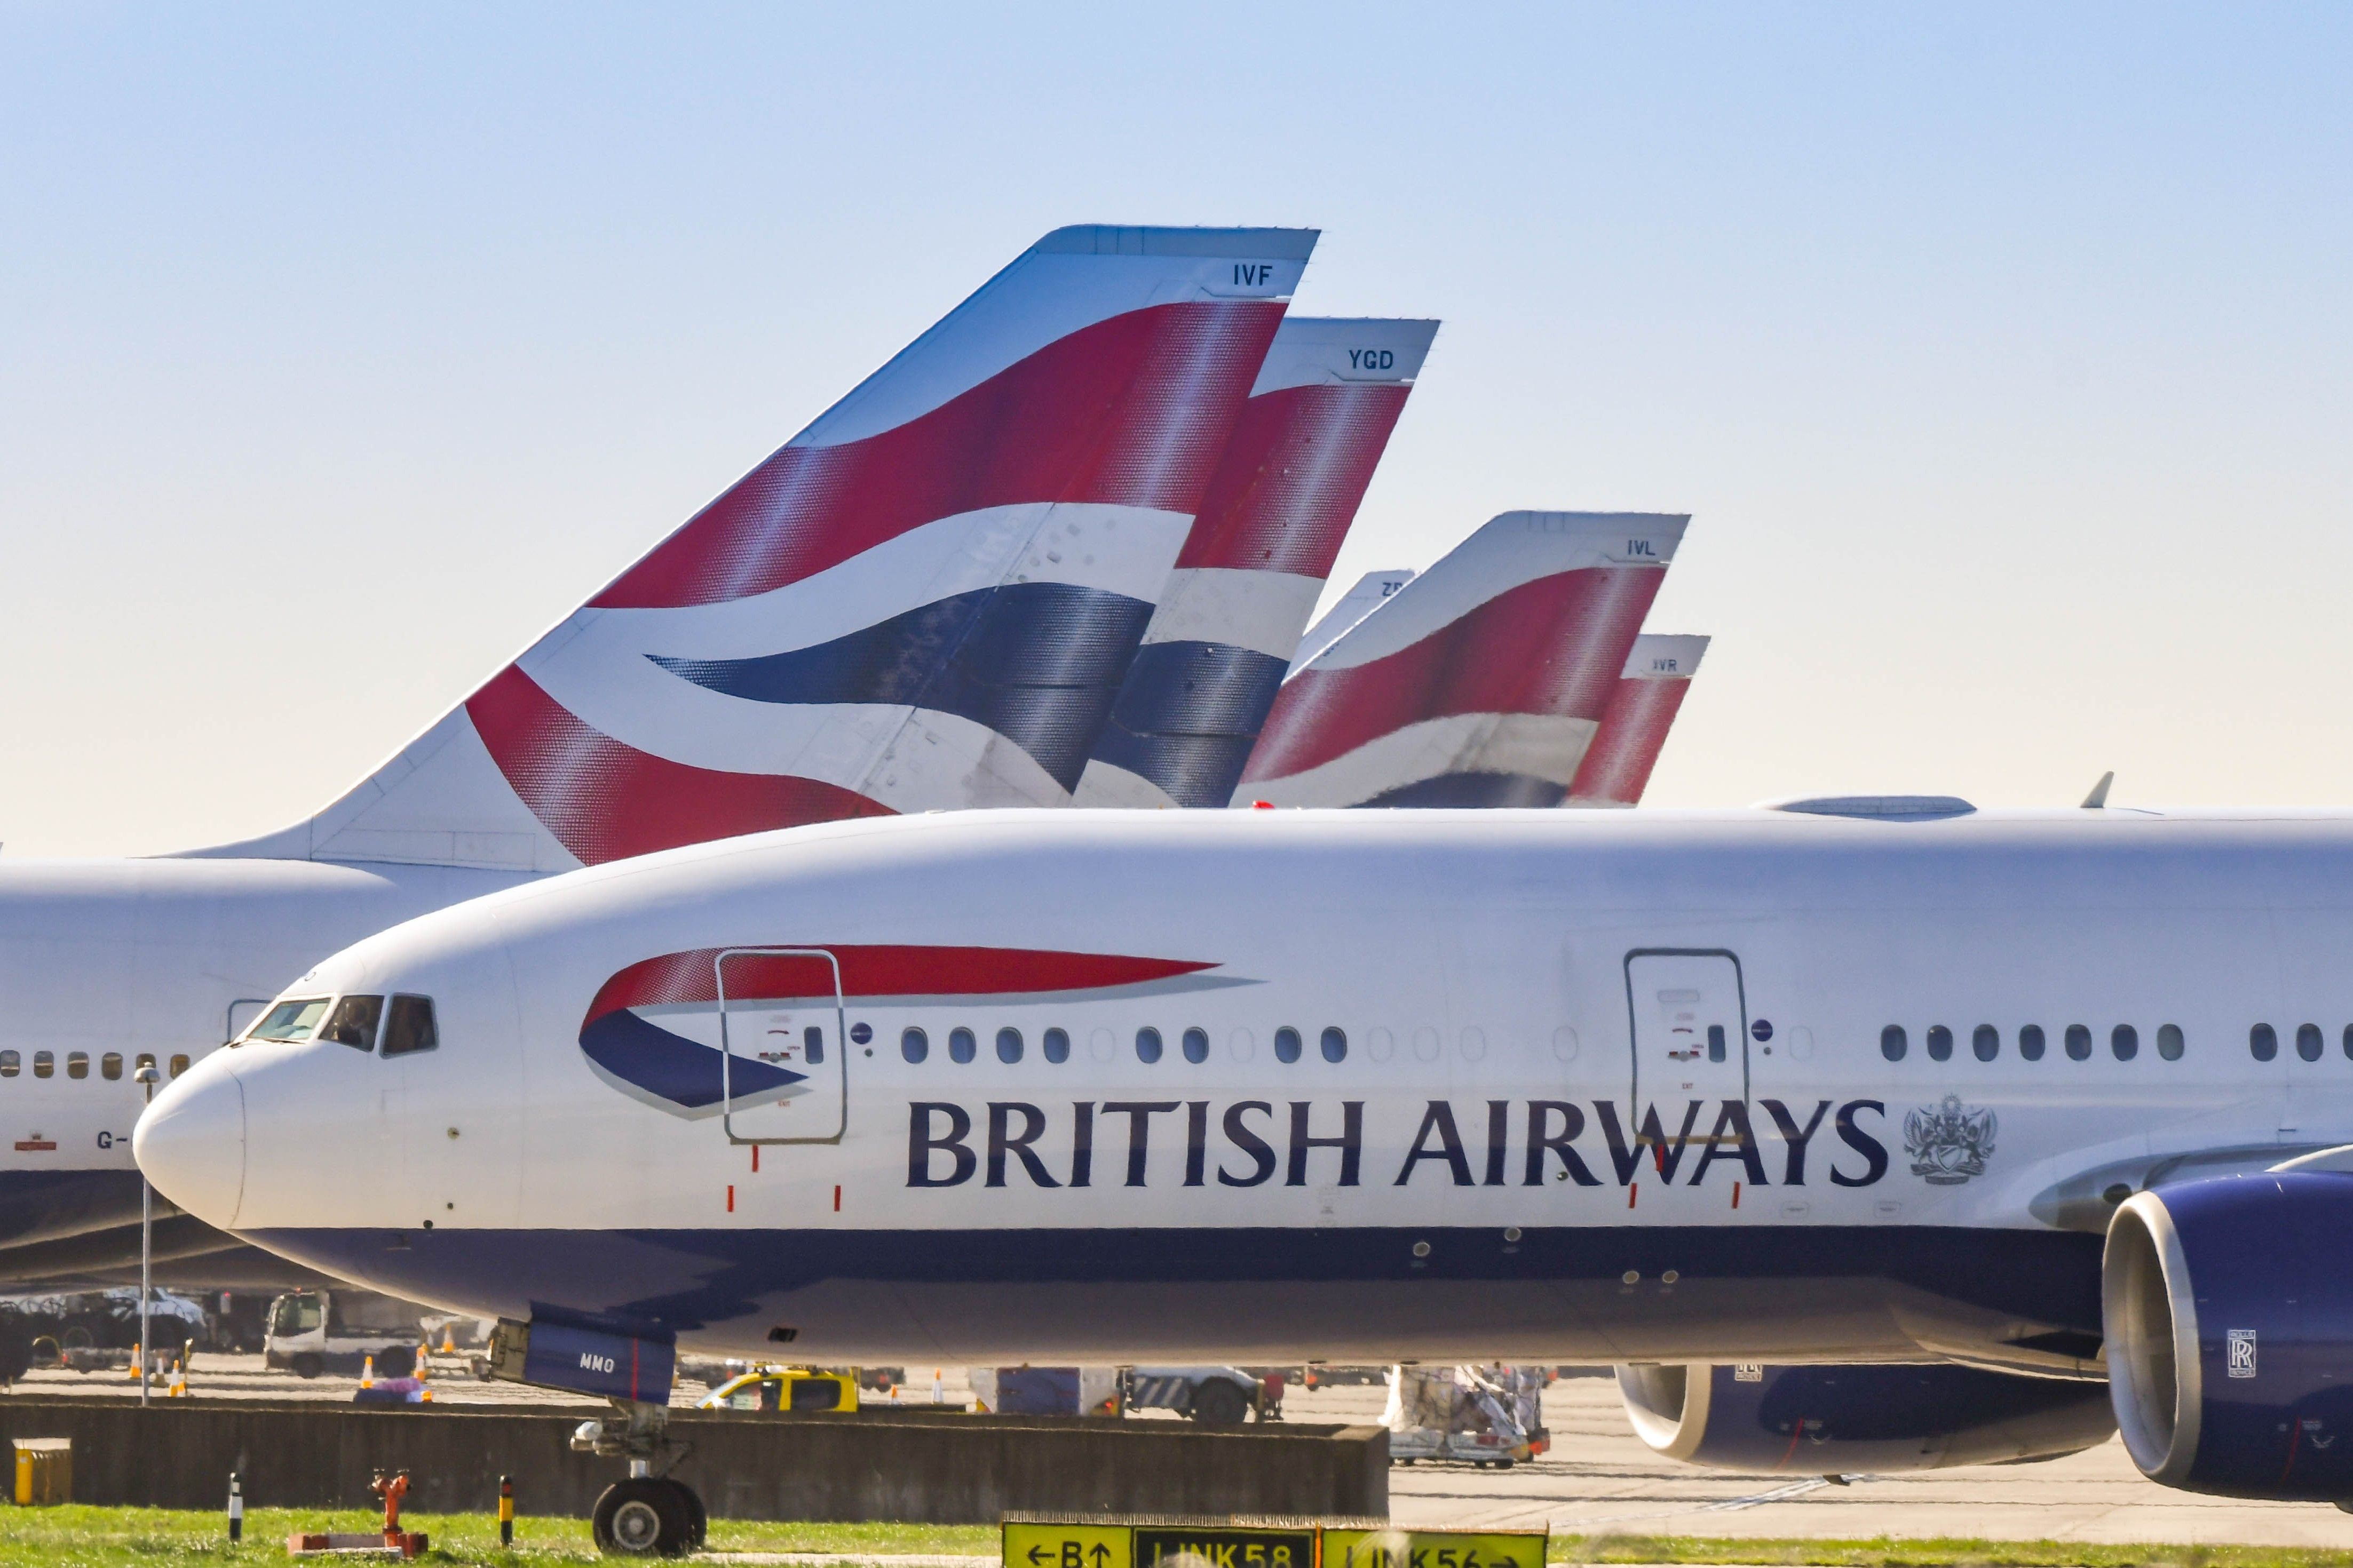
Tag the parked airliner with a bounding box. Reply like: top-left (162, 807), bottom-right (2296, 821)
top-left (0, 224), bottom-right (1318, 1290)
top-left (137, 800), bottom-right (2353, 1547)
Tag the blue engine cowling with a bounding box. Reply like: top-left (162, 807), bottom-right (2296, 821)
top-left (2106, 1172), bottom-right (2353, 1500)
top-left (1615, 1362), bottom-right (2114, 1472)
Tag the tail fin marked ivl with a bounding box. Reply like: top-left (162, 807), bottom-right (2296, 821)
top-left (1235, 511), bottom-right (1688, 808)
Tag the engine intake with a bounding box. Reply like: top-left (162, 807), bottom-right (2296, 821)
top-left (1615, 1362), bottom-right (2112, 1473)
top-left (2105, 1173), bottom-right (2353, 1500)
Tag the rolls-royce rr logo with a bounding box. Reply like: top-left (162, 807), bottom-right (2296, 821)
top-left (1904, 1093), bottom-right (1997, 1185)
top-left (2228, 1329), bottom-right (2258, 1379)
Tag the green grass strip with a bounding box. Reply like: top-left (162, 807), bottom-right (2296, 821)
top-left (1546, 1538), bottom-right (2353, 1568)
top-left (6, 1511), bottom-right (2352, 1568)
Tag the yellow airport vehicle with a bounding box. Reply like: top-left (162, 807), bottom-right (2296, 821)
top-left (696, 1365), bottom-right (859, 1414)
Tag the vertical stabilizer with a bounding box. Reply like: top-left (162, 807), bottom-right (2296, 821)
top-left (191, 226), bottom-right (1316, 869)
top-left (1565, 634), bottom-right (1709, 807)
top-left (1235, 511), bottom-right (1687, 807)
top-left (1292, 569), bottom-right (1416, 673)
top-left (1074, 319), bottom-right (1437, 808)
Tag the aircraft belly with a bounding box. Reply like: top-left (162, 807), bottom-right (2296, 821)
top-left (241, 1222), bottom-right (2097, 1366)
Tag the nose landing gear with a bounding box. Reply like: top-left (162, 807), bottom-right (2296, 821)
top-left (572, 1399), bottom-right (707, 1556)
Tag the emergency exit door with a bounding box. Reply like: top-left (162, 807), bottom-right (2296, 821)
top-left (715, 948), bottom-right (848, 1145)
top-left (1625, 950), bottom-right (1748, 1103)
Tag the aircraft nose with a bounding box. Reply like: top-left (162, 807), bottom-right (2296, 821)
top-left (133, 1060), bottom-right (246, 1229)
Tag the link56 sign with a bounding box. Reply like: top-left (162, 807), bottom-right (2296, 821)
top-left (1323, 1531), bottom-right (1548, 1568)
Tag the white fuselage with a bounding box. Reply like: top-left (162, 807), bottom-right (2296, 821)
top-left (137, 806), bottom-right (2353, 1367)
top-left (0, 856), bottom-right (527, 1256)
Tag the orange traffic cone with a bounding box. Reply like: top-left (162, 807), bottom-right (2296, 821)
top-left (416, 1343), bottom-right (433, 1402)
top-left (128, 1341), bottom-right (142, 1381)
top-left (439, 1324), bottom-right (456, 1355)
top-left (167, 1357), bottom-right (187, 1398)
top-left (360, 1354), bottom-right (376, 1389)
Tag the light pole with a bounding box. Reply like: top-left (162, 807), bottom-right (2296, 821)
top-left (133, 1062), bottom-right (160, 1407)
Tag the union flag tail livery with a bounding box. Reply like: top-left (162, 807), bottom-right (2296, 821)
top-left (1074, 319), bottom-right (1438, 809)
top-left (1566, 634), bottom-right (1709, 808)
top-left (211, 227), bottom-right (1317, 871)
top-left (1235, 512), bottom-right (1687, 807)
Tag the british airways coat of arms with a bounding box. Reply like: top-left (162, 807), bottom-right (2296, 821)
top-left (1904, 1094), bottom-right (1997, 1184)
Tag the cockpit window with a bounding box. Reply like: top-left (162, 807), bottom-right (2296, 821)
top-left (249, 999), bottom-right (330, 1043)
top-left (319, 996), bottom-right (384, 1052)
top-left (382, 995), bottom-right (438, 1057)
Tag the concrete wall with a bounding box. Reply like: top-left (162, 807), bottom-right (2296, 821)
top-left (0, 1399), bottom-right (1388, 1523)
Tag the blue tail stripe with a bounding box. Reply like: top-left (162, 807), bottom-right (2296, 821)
top-left (652, 583), bottom-right (1153, 790)
top-left (1359, 771), bottom-right (1571, 809)
top-left (1089, 640), bottom-right (1288, 807)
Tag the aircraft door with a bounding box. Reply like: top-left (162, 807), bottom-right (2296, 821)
top-left (716, 948), bottom-right (847, 1145)
top-left (1625, 950), bottom-right (1749, 1103)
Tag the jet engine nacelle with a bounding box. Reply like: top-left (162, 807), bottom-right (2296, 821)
top-left (2106, 1172), bottom-right (2353, 1500)
top-left (1614, 1362), bottom-right (2114, 1473)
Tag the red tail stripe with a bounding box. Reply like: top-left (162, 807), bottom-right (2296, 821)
top-left (1174, 383), bottom-right (1411, 576)
top-left (585, 945), bottom-right (1218, 1026)
top-left (1568, 673), bottom-right (1693, 806)
top-left (594, 301), bottom-right (1285, 610)
top-left (464, 665), bottom-right (894, 866)
top-left (1240, 565), bottom-right (1665, 783)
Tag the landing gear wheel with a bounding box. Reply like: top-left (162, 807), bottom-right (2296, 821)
top-left (671, 1479), bottom-right (707, 1548)
top-left (592, 1478), bottom-right (692, 1556)
top-left (1189, 1379), bottom-right (1250, 1427)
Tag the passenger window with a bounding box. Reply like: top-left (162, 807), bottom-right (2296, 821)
top-left (2064, 1024), bottom-right (2092, 1061)
top-left (1926, 1025), bottom-right (1953, 1062)
top-left (1043, 1028), bottom-right (1069, 1064)
top-left (101, 1053), bottom-right (123, 1081)
top-left (901, 1027), bottom-right (929, 1064)
top-left (1182, 1027), bottom-right (1209, 1064)
top-left (170, 1054), bottom-right (189, 1077)
top-left (1971, 1025), bottom-right (1998, 1062)
top-left (250, 998), bottom-right (330, 1043)
top-left (996, 1028), bottom-right (1023, 1064)
top-left (949, 1028), bottom-right (977, 1065)
top-left (1274, 1027), bottom-right (1303, 1064)
top-left (1136, 1028), bottom-right (1163, 1064)
top-left (33, 1051), bottom-right (53, 1079)
top-left (319, 995), bottom-right (384, 1052)
top-left (2018, 1025), bottom-right (2045, 1061)
top-left (1880, 1025), bottom-right (1907, 1062)
top-left (803, 1026), bottom-right (824, 1065)
top-left (1706, 1024), bottom-right (1726, 1063)
top-left (1320, 1026), bottom-right (1347, 1063)
top-left (2251, 1023), bottom-right (2278, 1062)
top-left (2112, 1024), bottom-right (2138, 1061)
top-left (2157, 1023), bottom-right (2184, 1061)
top-left (381, 995), bottom-right (438, 1057)
top-left (67, 1052), bottom-right (89, 1080)
top-left (0, 1050), bottom-right (17, 1077)
top-left (2298, 1023), bottom-right (2323, 1062)
top-left (2344, 1024), bottom-right (2353, 1061)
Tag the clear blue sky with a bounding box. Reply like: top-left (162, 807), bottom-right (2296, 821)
top-left (5, 4), bottom-right (2349, 854)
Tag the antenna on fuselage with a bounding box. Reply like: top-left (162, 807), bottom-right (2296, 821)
top-left (2080, 771), bottom-right (2115, 809)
